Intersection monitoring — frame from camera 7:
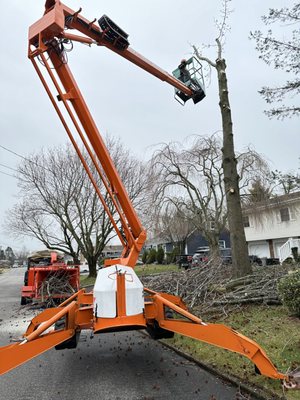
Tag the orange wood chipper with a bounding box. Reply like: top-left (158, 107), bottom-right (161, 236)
top-left (0, 0), bottom-right (299, 390)
top-left (21, 250), bottom-right (79, 306)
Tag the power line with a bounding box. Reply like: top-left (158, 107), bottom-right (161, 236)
top-left (0, 143), bottom-right (106, 196)
top-left (0, 143), bottom-right (52, 174)
top-left (0, 170), bottom-right (17, 179)
top-left (0, 162), bottom-right (19, 174)
top-left (0, 144), bottom-right (29, 162)
top-left (0, 163), bottom-right (27, 182)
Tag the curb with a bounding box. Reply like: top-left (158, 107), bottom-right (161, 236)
top-left (140, 331), bottom-right (285, 400)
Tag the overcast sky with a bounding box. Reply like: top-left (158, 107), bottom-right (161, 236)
top-left (0, 0), bottom-right (298, 253)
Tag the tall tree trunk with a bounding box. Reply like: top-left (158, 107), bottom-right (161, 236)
top-left (216, 58), bottom-right (252, 278)
top-left (205, 231), bottom-right (221, 259)
top-left (180, 240), bottom-right (186, 254)
top-left (87, 256), bottom-right (98, 278)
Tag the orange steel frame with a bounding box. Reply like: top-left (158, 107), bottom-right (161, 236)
top-left (0, 284), bottom-right (297, 386)
top-left (28, 0), bottom-right (195, 268)
top-left (0, 0), bottom-right (299, 390)
top-left (22, 265), bottom-right (79, 300)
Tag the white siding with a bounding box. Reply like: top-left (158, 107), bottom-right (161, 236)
top-left (244, 199), bottom-right (300, 258)
top-left (245, 204), bottom-right (300, 242)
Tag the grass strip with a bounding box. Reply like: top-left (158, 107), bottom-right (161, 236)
top-left (166, 305), bottom-right (300, 399)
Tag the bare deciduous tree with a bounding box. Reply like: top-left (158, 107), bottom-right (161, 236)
top-left (151, 134), bottom-right (267, 259)
top-left (243, 166), bottom-right (300, 204)
top-left (271, 169), bottom-right (300, 195)
top-left (251, 3), bottom-right (300, 119)
top-left (153, 205), bottom-right (194, 254)
top-left (151, 135), bottom-right (225, 255)
top-left (6, 137), bottom-right (148, 277)
top-left (14, 246), bottom-right (30, 265)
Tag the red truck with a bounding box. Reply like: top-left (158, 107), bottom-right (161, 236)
top-left (21, 250), bottom-right (79, 306)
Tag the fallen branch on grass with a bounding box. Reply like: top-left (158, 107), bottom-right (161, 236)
top-left (140, 264), bottom-right (292, 316)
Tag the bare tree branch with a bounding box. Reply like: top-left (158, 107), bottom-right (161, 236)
top-left (5, 137), bottom-right (148, 277)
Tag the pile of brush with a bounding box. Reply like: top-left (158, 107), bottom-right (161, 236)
top-left (140, 263), bottom-right (292, 317)
top-left (39, 270), bottom-right (76, 307)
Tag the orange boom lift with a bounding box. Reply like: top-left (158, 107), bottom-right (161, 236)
top-left (0, 0), bottom-right (299, 389)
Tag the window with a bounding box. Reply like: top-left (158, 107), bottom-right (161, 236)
top-left (219, 240), bottom-right (226, 249)
top-left (243, 216), bottom-right (250, 228)
top-left (280, 208), bottom-right (290, 222)
top-left (207, 221), bottom-right (215, 231)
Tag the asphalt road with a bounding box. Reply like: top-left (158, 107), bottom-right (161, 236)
top-left (0, 268), bottom-right (247, 400)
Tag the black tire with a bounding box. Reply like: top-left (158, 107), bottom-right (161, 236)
top-left (21, 296), bottom-right (27, 305)
top-left (146, 321), bottom-right (175, 340)
top-left (24, 271), bottom-right (28, 286)
top-left (54, 319), bottom-right (80, 350)
top-left (146, 308), bottom-right (174, 340)
top-left (165, 309), bottom-right (174, 319)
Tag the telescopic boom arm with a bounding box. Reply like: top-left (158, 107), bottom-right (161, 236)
top-left (28, 0), bottom-right (199, 267)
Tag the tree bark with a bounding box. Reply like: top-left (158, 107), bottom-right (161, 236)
top-left (206, 231), bottom-right (221, 257)
top-left (216, 58), bottom-right (252, 278)
top-left (87, 256), bottom-right (98, 278)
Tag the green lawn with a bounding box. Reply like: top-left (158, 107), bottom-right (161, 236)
top-left (80, 263), bottom-right (178, 286)
top-left (165, 305), bottom-right (300, 399)
top-left (80, 275), bottom-right (96, 287)
top-left (135, 263), bottom-right (178, 276)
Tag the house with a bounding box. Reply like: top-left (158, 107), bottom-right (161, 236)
top-left (145, 229), bottom-right (231, 255)
top-left (101, 244), bottom-right (123, 259)
top-left (243, 191), bottom-right (300, 262)
top-left (185, 229), bottom-right (231, 254)
top-left (144, 237), bottom-right (173, 253)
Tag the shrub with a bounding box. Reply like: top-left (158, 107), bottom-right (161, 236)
top-left (291, 247), bottom-right (300, 262)
top-left (146, 248), bottom-right (157, 264)
top-left (170, 246), bottom-right (180, 264)
top-left (156, 246), bottom-right (165, 264)
top-left (142, 250), bottom-right (148, 264)
top-left (165, 252), bottom-right (172, 264)
top-left (278, 270), bottom-right (300, 317)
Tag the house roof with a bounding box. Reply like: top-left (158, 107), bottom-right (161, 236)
top-left (146, 236), bottom-right (172, 246)
top-left (243, 191), bottom-right (300, 214)
top-left (103, 244), bottom-right (123, 251)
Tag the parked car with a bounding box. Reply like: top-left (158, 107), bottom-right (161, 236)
top-left (80, 263), bottom-right (89, 273)
top-left (191, 251), bottom-right (209, 267)
top-left (220, 248), bottom-right (232, 264)
top-left (192, 250), bottom-right (279, 268)
top-left (176, 254), bottom-right (193, 269)
top-left (192, 248), bottom-right (232, 266)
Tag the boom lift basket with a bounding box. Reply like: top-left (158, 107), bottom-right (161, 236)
top-left (172, 57), bottom-right (205, 105)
